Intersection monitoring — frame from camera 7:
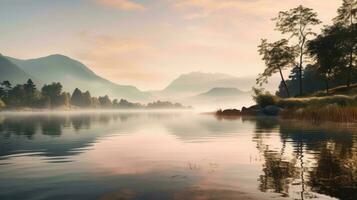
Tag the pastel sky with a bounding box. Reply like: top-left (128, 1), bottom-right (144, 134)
top-left (0, 0), bottom-right (342, 90)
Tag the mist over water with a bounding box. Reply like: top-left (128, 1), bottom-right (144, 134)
top-left (0, 111), bottom-right (356, 200)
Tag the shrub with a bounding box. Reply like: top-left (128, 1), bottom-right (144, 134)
top-left (252, 88), bottom-right (278, 108)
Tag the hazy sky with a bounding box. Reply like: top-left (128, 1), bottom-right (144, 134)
top-left (0, 0), bottom-right (341, 90)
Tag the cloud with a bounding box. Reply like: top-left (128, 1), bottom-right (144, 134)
top-left (173, 0), bottom-right (269, 18)
top-left (75, 32), bottom-right (164, 87)
top-left (173, 0), bottom-right (341, 20)
top-left (96, 0), bottom-right (146, 11)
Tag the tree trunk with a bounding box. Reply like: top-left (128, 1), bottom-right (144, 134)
top-left (325, 79), bottom-right (329, 94)
top-left (347, 52), bottom-right (353, 88)
top-left (347, 10), bottom-right (354, 88)
top-left (299, 37), bottom-right (306, 96)
top-left (279, 68), bottom-right (290, 97)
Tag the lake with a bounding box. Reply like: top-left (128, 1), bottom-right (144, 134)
top-left (0, 111), bottom-right (356, 200)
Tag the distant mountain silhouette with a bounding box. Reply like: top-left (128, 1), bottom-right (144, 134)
top-left (163, 72), bottom-right (255, 95)
top-left (197, 87), bottom-right (248, 97)
top-left (7, 54), bottom-right (148, 101)
top-left (0, 54), bottom-right (36, 84)
top-left (185, 87), bottom-right (253, 109)
top-left (1, 54), bottom-right (265, 107)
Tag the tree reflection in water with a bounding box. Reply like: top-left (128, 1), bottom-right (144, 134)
top-left (247, 117), bottom-right (357, 200)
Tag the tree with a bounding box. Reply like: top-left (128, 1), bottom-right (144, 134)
top-left (0, 81), bottom-right (12, 99)
top-left (7, 85), bottom-right (26, 106)
top-left (334, 0), bottom-right (357, 87)
top-left (112, 99), bottom-right (119, 107)
top-left (82, 91), bottom-right (92, 107)
top-left (257, 39), bottom-right (297, 97)
top-left (91, 97), bottom-right (100, 108)
top-left (71, 88), bottom-right (83, 107)
top-left (334, 0), bottom-right (356, 26)
top-left (274, 5), bottom-right (321, 96)
top-left (308, 25), bottom-right (346, 93)
top-left (59, 92), bottom-right (71, 107)
top-left (41, 82), bottom-right (63, 107)
top-left (24, 79), bottom-right (37, 105)
top-left (98, 95), bottom-right (112, 108)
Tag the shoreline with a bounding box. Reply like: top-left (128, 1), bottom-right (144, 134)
top-left (215, 105), bottom-right (357, 124)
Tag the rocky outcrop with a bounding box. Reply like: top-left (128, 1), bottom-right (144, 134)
top-left (216, 105), bottom-right (283, 117)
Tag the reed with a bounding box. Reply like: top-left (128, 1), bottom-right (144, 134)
top-left (281, 106), bottom-right (357, 123)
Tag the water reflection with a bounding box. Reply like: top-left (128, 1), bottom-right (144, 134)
top-left (244, 117), bottom-right (357, 200)
top-left (0, 112), bottom-right (356, 200)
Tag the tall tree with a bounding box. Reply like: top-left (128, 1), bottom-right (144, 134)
top-left (82, 91), bottom-right (92, 107)
top-left (257, 39), bottom-right (297, 97)
top-left (59, 92), bottom-right (71, 107)
top-left (334, 0), bottom-right (357, 87)
top-left (24, 79), bottom-right (37, 105)
top-left (98, 95), bottom-right (112, 108)
top-left (308, 25), bottom-right (345, 93)
top-left (274, 5), bottom-right (321, 96)
top-left (91, 97), bottom-right (100, 108)
top-left (0, 81), bottom-right (12, 99)
top-left (41, 82), bottom-right (63, 107)
top-left (71, 88), bottom-right (83, 107)
top-left (7, 85), bottom-right (26, 106)
top-left (334, 0), bottom-right (357, 25)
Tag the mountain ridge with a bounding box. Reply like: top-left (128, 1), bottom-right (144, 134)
top-left (6, 54), bottom-right (148, 101)
top-left (0, 54), bottom-right (37, 84)
top-left (197, 87), bottom-right (248, 97)
top-left (1, 54), bottom-right (259, 106)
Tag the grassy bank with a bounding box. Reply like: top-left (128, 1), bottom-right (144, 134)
top-left (258, 93), bottom-right (357, 123)
top-left (215, 89), bottom-right (357, 123)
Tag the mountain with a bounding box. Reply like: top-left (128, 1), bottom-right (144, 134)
top-left (163, 72), bottom-right (255, 96)
top-left (0, 54), bottom-right (35, 84)
top-left (7, 54), bottom-right (148, 101)
top-left (197, 87), bottom-right (247, 97)
top-left (184, 87), bottom-right (253, 109)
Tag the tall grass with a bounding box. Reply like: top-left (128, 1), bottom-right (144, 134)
top-left (252, 92), bottom-right (357, 123)
top-left (281, 106), bottom-right (357, 123)
top-left (278, 95), bottom-right (357, 108)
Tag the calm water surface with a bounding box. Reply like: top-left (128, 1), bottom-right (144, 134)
top-left (0, 111), bottom-right (356, 200)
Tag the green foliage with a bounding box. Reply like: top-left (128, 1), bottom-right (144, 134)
top-left (272, 5), bottom-right (321, 96)
top-left (0, 81), bottom-right (12, 100)
top-left (274, 0), bottom-right (357, 97)
top-left (70, 88), bottom-right (93, 108)
top-left (113, 99), bottom-right (143, 109)
top-left (60, 92), bottom-right (71, 107)
top-left (334, 0), bottom-right (356, 26)
top-left (71, 88), bottom-right (83, 107)
top-left (0, 80), bottom-right (187, 110)
top-left (82, 91), bottom-right (92, 107)
top-left (253, 87), bottom-right (278, 108)
top-left (277, 65), bottom-right (357, 97)
top-left (7, 84), bottom-right (27, 106)
top-left (257, 39), bottom-right (297, 97)
top-left (98, 95), bottom-right (112, 108)
top-left (42, 82), bottom-right (64, 107)
top-left (274, 5), bottom-right (321, 37)
top-left (91, 97), bottom-right (100, 108)
top-left (307, 25), bottom-right (348, 93)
